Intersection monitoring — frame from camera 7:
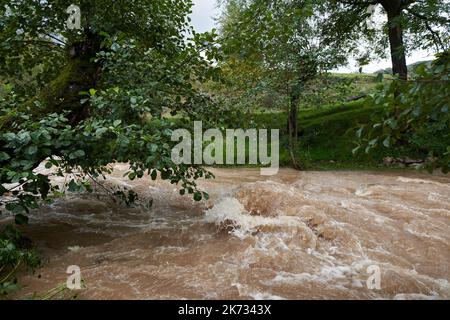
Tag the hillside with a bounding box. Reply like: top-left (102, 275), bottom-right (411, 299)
top-left (375, 60), bottom-right (434, 75)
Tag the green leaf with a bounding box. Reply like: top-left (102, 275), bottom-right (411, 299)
top-left (161, 170), bottom-right (171, 180)
top-left (69, 150), bottom-right (86, 160)
top-left (68, 180), bottom-right (80, 192)
top-left (149, 144), bottom-right (158, 153)
top-left (6, 202), bottom-right (27, 214)
top-left (434, 64), bottom-right (445, 73)
top-left (375, 73), bottom-right (384, 83)
top-left (15, 213), bottom-right (29, 225)
top-left (193, 192), bottom-right (202, 201)
top-left (95, 127), bottom-right (108, 136)
top-left (356, 127), bottom-right (364, 138)
top-left (83, 181), bottom-right (93, 193)
top-left (150, 170), bottom-right (157, 181)
top-left (25, 145), bottom-right (38, 156)
top-left (111, 42), bottom-right (120, 52)
top-left (0, 152), bottom-right (10, 161)
top-left (0, 184), bottom-right (8, 196)
top-left (385, 119), bottom-right (398, 130)
top-left (352, 146), bottom-right (361, 155)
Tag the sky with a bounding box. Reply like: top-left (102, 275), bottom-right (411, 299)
top-left (190, 0), bottom-right (220, 33)
top-left (190, 0), bottom-right (435, 73)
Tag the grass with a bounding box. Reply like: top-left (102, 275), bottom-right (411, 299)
top-left (253, 100), bottom-right (374, 169)
top-left (252, 98), bottom-right (429, 170)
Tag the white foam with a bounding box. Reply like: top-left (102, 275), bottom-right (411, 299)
top-left (68, 245), bottom-right (82, 252)
top-left (393, 293), bottom-right (439, 300)
top-left (203, 197), bottom-right (302, 239)
top-left (397, 177), bottom-right (446, 186)
top-left (233, 283), bottom-right (286, 300)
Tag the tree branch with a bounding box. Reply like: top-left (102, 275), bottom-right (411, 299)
top-left (405, 8), bottom-right (446, 51)
top-left (10, 39), bottom-right (65, 52)
top-left (41, 33), bottom-right (67, 46)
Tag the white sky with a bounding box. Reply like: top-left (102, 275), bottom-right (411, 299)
top-left (190, 0), bottom-right (436, 73)
top-left (190, 0), bottom-right (219, 33)
top-left (335, 50), bottom-right (436, 73)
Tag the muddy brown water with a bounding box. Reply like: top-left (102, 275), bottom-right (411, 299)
top-left (4, 165), bottom-right (450, 299)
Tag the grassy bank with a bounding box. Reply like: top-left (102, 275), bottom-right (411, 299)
top-left (253, 98), bottom-right (439, 170)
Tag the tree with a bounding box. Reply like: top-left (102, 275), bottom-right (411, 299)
top-left (325, 1), bottom-right (450, 171)
top-left (218, 0), bottom-right (346, 167)
top-left (0, 0), bottom-right (220, 220)
top-left (322, 0), bottom-right (449, 80)
top-left (354, 52), bottom-right (449, 172)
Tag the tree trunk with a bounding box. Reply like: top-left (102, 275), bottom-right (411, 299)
top-left (380, 0), bottom-right (408, 80)
top-left (0, 32), bottom-right (101, 131)
top-left (287, 91), bottom-right (300, 169)
top-left (0, 33), bottom-right (101, 184)
top-left (288, 95), bottom-right (298, 141)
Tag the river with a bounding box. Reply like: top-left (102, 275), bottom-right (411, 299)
top-left (7, 165), bottom-right (450, 299)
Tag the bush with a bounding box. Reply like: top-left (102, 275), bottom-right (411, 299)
top-left (0, 225), bottom-right (41, 298)
top-left (354, 52), bottom-right (450, 172)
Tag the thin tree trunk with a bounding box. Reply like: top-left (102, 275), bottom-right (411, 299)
top-left (287, 92), bottom-right (300, 169)
top-left (381, 0), bottom-right (408, 80)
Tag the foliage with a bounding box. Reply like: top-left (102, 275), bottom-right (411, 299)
top-left (354, 52), bottom-right (450, 172)
top-left (0, 0), bottom-right (224, 225)
top-left (217, 0), bottom-right (350, 168)
top-left (218, 0), bottom-right (347, 94)
top-left (24, 280), bottom-right (87, 300)
top-left (320, 0), bottom-right (450, 69)
top-left (0, 225), bottom-right (41, 297)
top-left (295, 73), bottom-right (384, 108)
top-left (253, 99), bottom-right (383, 168)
